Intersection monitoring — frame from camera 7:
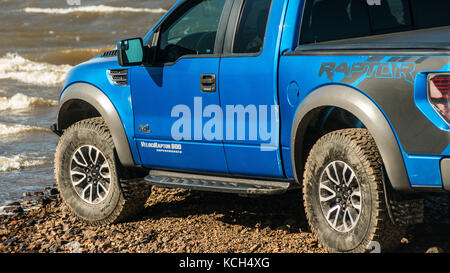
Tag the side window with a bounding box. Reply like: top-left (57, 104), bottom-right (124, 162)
top-left (369, 0), bottom-right (412, 32)
top-left (410, 0), bottom-right (450, 28)
top-left (233, 0), bottom-right (272, 54)
top-left (300, 0), bottom-right (412, 44)
top-left (158, 0), bottom-right (226, 63)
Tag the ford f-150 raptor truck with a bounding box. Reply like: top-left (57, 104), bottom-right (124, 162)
top-left (52, 0), bottom-right (450, 252)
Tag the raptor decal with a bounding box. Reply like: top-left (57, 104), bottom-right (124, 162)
top-left (318, 57), bottom-right (426, 84)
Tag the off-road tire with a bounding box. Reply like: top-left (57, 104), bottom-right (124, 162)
top-left (55, 117), bottom-right (150, 226)
top-left (303, 128), bottom-right (405, 253)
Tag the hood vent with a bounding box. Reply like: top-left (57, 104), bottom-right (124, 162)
top-left (108, 69), bottom-right (128, 86)
top-left (102, 50), bottom-right (118, 58)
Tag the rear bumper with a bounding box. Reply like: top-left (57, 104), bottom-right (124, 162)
top-left (442, 159), bottom-right (450, 191)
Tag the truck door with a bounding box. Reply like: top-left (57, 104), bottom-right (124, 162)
top-left (218, 0), bottom-right (284, 177)
top-left (131, 0), bottom-right (231, 174)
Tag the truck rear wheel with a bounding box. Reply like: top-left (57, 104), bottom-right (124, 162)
top-left (303, 128), bottom-right (404, 253)
top-left (54, 117), bottom-right (150, 226)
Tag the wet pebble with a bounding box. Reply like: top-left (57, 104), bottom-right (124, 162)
top-left (426, 247), bottom-right (444, 253)
top-left (3, 206), bottom-right (23, 214)
top-left (44, 187), bottom-right (59, 196)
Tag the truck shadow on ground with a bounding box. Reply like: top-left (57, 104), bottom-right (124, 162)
top-left (397, 223), bottom-right (450, 253)
top-left (138, 188), bottom-right (450, 253)
top-left (397, 194), bottom-right (450, 253)
top-left (140, 188), bottom-right (311, 233)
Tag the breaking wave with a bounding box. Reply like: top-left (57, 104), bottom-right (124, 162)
top-left (0, 154), bottom-right (48, 172)
top-left (28, 47), bottom-right (116, 66)
top-left (0, 53), bottom-right (72, 86)
top-left (0, 93), bottom-right (58, 111)
top-left (22, 5), bottom-right (167, 15)
top-left (0, 123), bottom-right (50, 137)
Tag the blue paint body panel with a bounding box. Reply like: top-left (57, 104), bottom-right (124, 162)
top-left (402, 154), bottom-right (443, 187)
top-left (218, 0), bottom-right (288, 178)
top-left (59, 0), bottom-right (450, 190)
top-left (131, 57), bottom-right (229, 173)
top-left (278, 53), bottom-right (449, 187)
top-left (61, 57), bottom-right (142, 166)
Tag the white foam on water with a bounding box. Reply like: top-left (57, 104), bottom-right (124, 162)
top-left (0, 205), bottom-right (42, 215)
top-left (0, 93), bottom-right (58, 111)
top-left (0, 53), bottom-right (72, 86)
top-left (0, 205), bottom-right (10, 215)
top-left (0, 154), bottom-right (48, 172)
top-left (0, 123), bottom-right (50, 136)
top-left (22, 5), bottom-right (167, 14)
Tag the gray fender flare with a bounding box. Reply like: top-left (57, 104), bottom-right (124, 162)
top-left (291, 85), bottom-right (411, 192)
top-left (57, 82), bottom-right (135, 167)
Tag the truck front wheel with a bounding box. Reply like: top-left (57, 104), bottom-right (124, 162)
top-left (303, 128), bottom-right (404, 253)
top-left (54, 117), bottom-right (150, 225)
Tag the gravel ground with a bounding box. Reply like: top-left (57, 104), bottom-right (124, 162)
top-left (1, 186), bottom-right (450, 253)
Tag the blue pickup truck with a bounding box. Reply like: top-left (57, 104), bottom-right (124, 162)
top-left (52, 0), bottom-right (450, 252)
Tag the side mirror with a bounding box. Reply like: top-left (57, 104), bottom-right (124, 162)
top-left (118, 37), bottom-right (144, 67)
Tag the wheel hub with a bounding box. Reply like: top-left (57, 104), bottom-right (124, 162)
top-left (319, 161), bottom-right (362, 233)
top-left (69, 145), bottom-right (112, 205)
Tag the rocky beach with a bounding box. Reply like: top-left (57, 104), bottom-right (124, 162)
top-left (1, 186), bottom-right (450, 253)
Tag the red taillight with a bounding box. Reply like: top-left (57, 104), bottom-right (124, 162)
top-left (436, 103), bottom-right (450, 118)
top-left (430, 76), bottom-right (450, 99)
top-left (429, 74), bottom-right (450, 123)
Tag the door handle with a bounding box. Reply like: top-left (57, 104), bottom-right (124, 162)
top-left (200, 74), bottom-right (216, 92)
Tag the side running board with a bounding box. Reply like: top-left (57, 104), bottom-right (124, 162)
top-left (145, 170), bottom-right (298, 195)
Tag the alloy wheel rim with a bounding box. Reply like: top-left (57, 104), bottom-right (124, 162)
top-left (319, 160), bottom-right (362, 233)
top-left (70, 145), bottom-right (111, 205)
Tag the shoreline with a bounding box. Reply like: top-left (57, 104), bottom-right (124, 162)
top-left (1, 187), bottom-right (450, 253)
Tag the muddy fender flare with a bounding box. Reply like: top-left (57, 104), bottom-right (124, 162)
top-left (57, 82), bottom-right (135, 167)
top-left (291, 84), bottom-right (411, 192)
